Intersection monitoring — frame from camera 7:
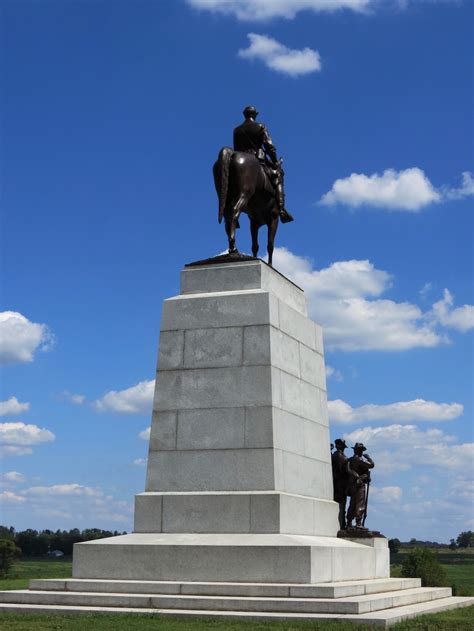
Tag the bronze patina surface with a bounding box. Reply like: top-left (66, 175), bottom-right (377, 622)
top-left (213, 106), bottom-right (294, 266)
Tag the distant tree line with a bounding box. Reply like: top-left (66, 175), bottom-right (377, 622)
top-left (388, 531), bottom-right (473, 554)
top-left (0, 526), bottom-right (127, 556)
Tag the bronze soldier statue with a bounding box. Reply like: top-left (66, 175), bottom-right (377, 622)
top-left (331, 438), bottom-right (350, 531)
top-left (233, 106), bottom-right (294, 224)
top-left (346, 443), bottom-right (374, 530)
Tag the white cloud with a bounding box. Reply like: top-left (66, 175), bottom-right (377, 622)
top-left (0, 491), bottom-right (26, 504)
top-left (444, 171), bottom-right (474, 200)
top-left (187, 0), bottom-right (370, 21)
top-left (238, 33), bottom-right (321, 76)
top-left (58, 391), bottom-right (86, 405)
top-left (343, 424), bottom-right (473, 472)
top-left (329, 398), bottom-right (463, 424)
top-left (0, 311), bottom-right (54, 365)
top-left (139, 427), bottom-right (151, 441)
top-left (0, 422), bottom-right (55, 452)
top-left (320, 169), bottom-right (474, 211)
top-left (25, 483), bottom-right (102, 497)
top-left (371, 485), bottom-right (403, 503)
top-left (0, 445), bottom-right (33, 457)
top-left (2, 482), bottom-right (134, 529)
top-left (0, 397), bottom-right (30, 416)
top-left (133, 458), bottom-right (147, 466)
top-left (419, 282), bottom-right (433, 300)
top-left (326, 365), bottom-right (343, 381)
top-left (320, 168), bottom-right (441, 211)
top-left (273, 248), bottom-right (449, 351)
top-left (1, 471), bottom-right (26, 483)
top-left (432, 289), bottom-right (474, 333)
top-left (94, 380), bottom-right (154, 415)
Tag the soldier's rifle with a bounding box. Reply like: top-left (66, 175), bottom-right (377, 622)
top-left (362, 477), bottom-right (370, 528)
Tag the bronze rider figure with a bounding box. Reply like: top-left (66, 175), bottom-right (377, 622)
top-left (233, 106), bottom-right (294, 224)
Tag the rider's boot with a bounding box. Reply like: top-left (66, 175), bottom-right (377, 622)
top-left (276, 182), bottom-right (294, 223)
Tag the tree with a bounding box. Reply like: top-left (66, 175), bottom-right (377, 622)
top-left (0, 539), bottom-right (21, 578)
top-left (401, 548), bottom-right (447, 587)
top-left (449, 538), bottom-right (457, 550)
top-left (0, 526), bottom-right (15, 541)
top-left (456, 531), bottom-right (474, 548)
top-left (388, 538), bottom-right (401, 554)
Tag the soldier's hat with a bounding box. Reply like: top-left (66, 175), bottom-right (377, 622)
top-left (243, 105), bottom-right (258, 118)
top-left (334, 438), bottom-right (347, 449)
top-left (352, 442), bottom-right (367, 452)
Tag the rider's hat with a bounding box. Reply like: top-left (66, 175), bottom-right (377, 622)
top-left (352, 442), bottom-right (367, 452)
top-left (243, 105), bottom-right (258, 118)
top-left (334, 438), bottom-right (347, 449)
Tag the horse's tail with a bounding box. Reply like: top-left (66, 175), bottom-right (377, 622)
top-left (217, 147), bottom-right (233, 224)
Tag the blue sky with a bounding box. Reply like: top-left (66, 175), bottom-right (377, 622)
top-left (1, 0), bottom-right (473, 542)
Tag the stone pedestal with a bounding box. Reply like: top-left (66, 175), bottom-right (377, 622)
top-left (73, 259), bottom-right (389, 583)
top-left (5, 259), bottom-right (473, 623)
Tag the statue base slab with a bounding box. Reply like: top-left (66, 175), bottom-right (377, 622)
top-left (338, 528), bottom-right (385, 539)
top-left (72, 533), bottom-right (390, 584)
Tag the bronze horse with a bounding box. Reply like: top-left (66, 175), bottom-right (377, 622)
top-left (213, 147), bottom-right (280, 266)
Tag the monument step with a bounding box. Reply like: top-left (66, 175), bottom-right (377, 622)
top-left (29, 577), bottom-right (421, 598)
top-left (0, 597), bottom-right (472, 628)
top-left (0, 586), bottom-right (453, 614)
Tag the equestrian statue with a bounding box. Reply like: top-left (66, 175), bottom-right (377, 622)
top-left (213, 106), bottom-right (294, 266)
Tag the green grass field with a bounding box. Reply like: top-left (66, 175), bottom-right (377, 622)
top-left (0, 553), bottom-right (473, 630)
top-left (391, 548), bottom-right (474, 597)
top-left (0, 556), bottom-right (72, 591)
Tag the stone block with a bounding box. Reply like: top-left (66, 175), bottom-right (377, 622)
top-left (273, 408), bottom-right (306, 456)
top-left (176, 407), bottom-right (245, 450)
top-left (299, 343), bottom-right (326, 390)
top-left (146, 448), bottom-right (275, 492)
top-left (311, 498), bottom-right (339, 536)
top-left (180, 261), bottom-right (307, 317)
top-left (314, 323), bottom-right (324, 355)
top-left (134, 494), bottom-right (162, 533)
top-left (278, 301), bottom-right (316, 349)
top-left (154, 365), bottom-right (273, 410)
top-left (162, 494), bottom-right (251, 534)
top-left (272, 408), bottom-right (331, 463)
top-left (302, 420), bottom-right (332, 463)
top-left (148, 410), bottom-right (177, 450)
top-left (157, 330), bottom-right (184, 371)
top-left (244, 406), bottom-right (273, 448)
top-left (279, 370), bottom-right (323, 423)
top-left (181, 262), bottom-right (262, 295)
top-left (249, 494), bottom-right (280, 533)
top-left (260, 264), bottom-right (307, 316)
top-left (309, 545), bottom-right (333, 583)
top-left (331, 544), bottom-right (376, 582)
top-left (270, 328), bottom-right (300, 377)
top-left (243, 325), bottom-right (270, 366)
top-left (275, 449), bottom-right (333, 499)
top-left (279, 494), bottom-right (314, 535)
top-left (73, 534), bottom-right (314, 583)
top-left (161, 291), bottom-right (277, 332)
top-left (184, 327), bottom-right (243, 369)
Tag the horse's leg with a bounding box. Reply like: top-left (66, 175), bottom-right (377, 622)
top-left (250, 219), bottom-right (259, 258)
top-left (225, 211), bottom-right (235, 253)
top-left (228, 192), bottom-right (249, 253)
top-left (267, 208), bottom-right (279, 266)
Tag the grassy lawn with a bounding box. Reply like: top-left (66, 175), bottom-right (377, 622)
top-left (0, 608), bottom-right (474, 631)
top-left (0, 554), bottom-right (473, 630)
top-left (0, 557), bottom-right (72, 591)
top-left (391, 548), bottom-right (474, 597)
